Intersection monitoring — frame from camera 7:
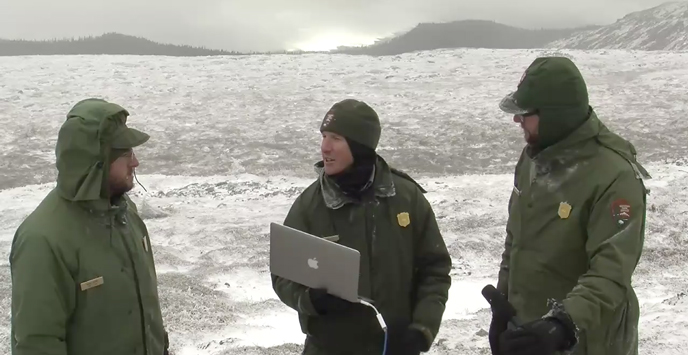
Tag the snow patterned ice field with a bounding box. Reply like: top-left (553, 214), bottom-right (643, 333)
top-left (1, 48), bottom-right (688, 355)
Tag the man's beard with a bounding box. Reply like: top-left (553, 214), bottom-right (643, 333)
top-left (523, 126), bottom-right (539, 145)
top-left (109, 178), bottom-right (133, 200)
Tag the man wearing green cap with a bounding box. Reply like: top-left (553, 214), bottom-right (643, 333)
top-left (10, 98), bottom-right (170, 355)
top-left (271, 99), bottom-right (452, 355)
top-left (489, 57), bottom-right (650, 355)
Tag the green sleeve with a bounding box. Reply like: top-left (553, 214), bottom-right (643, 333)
top-left (498, 150), bottom-right (525, 296)
top-left (10, 231), bottom-right (74, 355)
top-left (409, 189), bottom-right (452, 349)
top-left (497, 185), bottom-right (518, 295)
top-left (270, 196), bottom-right (319, 316)
top-left (562, 169), bottom-right (646, 331)
top-left (496, 219), bottom-right (513, 295)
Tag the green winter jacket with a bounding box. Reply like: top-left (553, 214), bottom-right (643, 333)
top-left (271, 156), bottom-right (452, 354)
top-left (497, 110), bottom-right (649, 355)
top-left (9, 100), bottom-right (167, 355)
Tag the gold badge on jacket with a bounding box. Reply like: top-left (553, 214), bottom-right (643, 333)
top-left (558, 202), bottom-right (572, 219)
top-left (397, 212), bottom-right (410, 227)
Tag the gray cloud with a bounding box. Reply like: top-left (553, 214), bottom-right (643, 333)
top-left (0, 0), bottom-right (673, 52)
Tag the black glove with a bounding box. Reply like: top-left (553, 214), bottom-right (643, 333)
top-left (385, 324), bottom-right (428, 355)
top-left (499, 318), bottom-right (572, 355)
top-left (308, 288), bottom-right (354, 315)
top-left (489, 313), bottom-right (509, 355)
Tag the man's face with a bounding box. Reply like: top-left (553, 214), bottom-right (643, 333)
top-left (109, 148), bottom-right (139, 197)
top-left (321, 131), bottom-right (354, 175)
top-left (514, 112), bottom-right (539, 145)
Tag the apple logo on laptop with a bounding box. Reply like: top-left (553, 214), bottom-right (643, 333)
top-left (307, 257), bottom-right (319, 269)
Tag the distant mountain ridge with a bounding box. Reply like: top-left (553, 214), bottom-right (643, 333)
top-left (0, 33), bottom-right (310, 56)
top-left (333, 20), bottom-right (599, 55)
top-left (548, 1), bottom-right (688, 50)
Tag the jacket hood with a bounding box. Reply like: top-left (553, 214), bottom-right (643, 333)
top-left (55, 98), bottom-right (131, 202)
top-left (532, 109), bottom-right (652, 181)
top-left (501, 57), bottom-right (590, 149)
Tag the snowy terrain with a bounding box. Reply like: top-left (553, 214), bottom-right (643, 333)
top-left (549, 1), bottom-right (688, 50)
top-left (1, 48), bottom-right (687, 355)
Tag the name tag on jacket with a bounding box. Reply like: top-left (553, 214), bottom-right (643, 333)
top-left (80, 276), bottom-right (104, 291)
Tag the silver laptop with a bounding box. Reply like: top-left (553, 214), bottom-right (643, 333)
top-left (269, 222), bottom-right (361, 302)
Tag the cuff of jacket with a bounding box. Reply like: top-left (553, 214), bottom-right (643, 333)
top-left (297, 288), bottom-right (321, 316)
top-left (409, 323), bottom-right (434, 352)
top-left (543, 298), bottom-right (580, 354)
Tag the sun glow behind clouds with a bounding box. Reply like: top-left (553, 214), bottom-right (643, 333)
top-left (290, 31), bottom-right (380, 51)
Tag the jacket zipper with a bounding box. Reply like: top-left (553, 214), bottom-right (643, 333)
top-left (118, 217), bottom-right (149, 355)
top-left (365, 202), bottom-right (375, 299)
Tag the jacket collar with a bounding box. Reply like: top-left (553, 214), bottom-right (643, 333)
top-left (528, 109), bottom-right (602, 167)
top-left (76, 194), bottom-right (130, 225)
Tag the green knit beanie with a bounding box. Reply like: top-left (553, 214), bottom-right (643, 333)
top-left (319, 99), bottom-right (381, 150)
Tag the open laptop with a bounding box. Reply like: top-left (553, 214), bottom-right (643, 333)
top-left (269, 222), bottom-right (361, 302)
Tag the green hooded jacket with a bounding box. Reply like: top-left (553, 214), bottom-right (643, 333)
top-left (271, 157), bottom-right (452, 354)
top-left (9, 99), bottom-right (167, 355)
top-left (497, 58), bottom-right (650, 354)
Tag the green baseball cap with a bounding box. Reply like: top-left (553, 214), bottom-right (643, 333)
top-left (110, 125), bottom-right (150, 149)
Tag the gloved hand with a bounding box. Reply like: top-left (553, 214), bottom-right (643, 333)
top-left (385, 324), bottom-right (428, 355)
top-left (499, 317), bottom-right (571, 355)
top-left (488, 312), bottom-right (509, 355)
top-left (308, 288), bottom-right (354, 315)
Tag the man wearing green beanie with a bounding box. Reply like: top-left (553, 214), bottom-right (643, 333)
top-left (490, 57), bottom-right (651, 355)
top-left (10, 98), bottom-right (170, 355)
top-left (271, 99), bottom-right (452, 355)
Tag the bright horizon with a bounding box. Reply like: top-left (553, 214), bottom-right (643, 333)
top-left (289, 32), bottom-right (383, 52)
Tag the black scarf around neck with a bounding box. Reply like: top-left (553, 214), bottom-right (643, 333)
top-left (329, 138), bottom-right (377, 198)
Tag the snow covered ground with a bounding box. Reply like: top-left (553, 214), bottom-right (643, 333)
top-left (1, 48), bottom-right (687, 354)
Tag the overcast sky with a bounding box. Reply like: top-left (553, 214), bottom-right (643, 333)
top-left (0, 0), bottom-right (674, 52)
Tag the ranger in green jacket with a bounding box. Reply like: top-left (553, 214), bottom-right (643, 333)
top-left (10, 98), bottom-right (169, 355)
top-left (271, 99), bottom-right (452, 355)
top-left (490, 57), bottom-right (650, 355)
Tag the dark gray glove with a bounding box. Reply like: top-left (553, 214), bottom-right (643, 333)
top-left (386, 323), bottom-right (428, 355)
top-left (489, 312), bottom-right (509, 354)
top-left (308, 288), bottom-right (354, 315)
top-left (499, 317), bottom-right (574, 355)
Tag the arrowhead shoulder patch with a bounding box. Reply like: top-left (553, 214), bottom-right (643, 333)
top-left (611, 198), bottom-right (632, 226)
